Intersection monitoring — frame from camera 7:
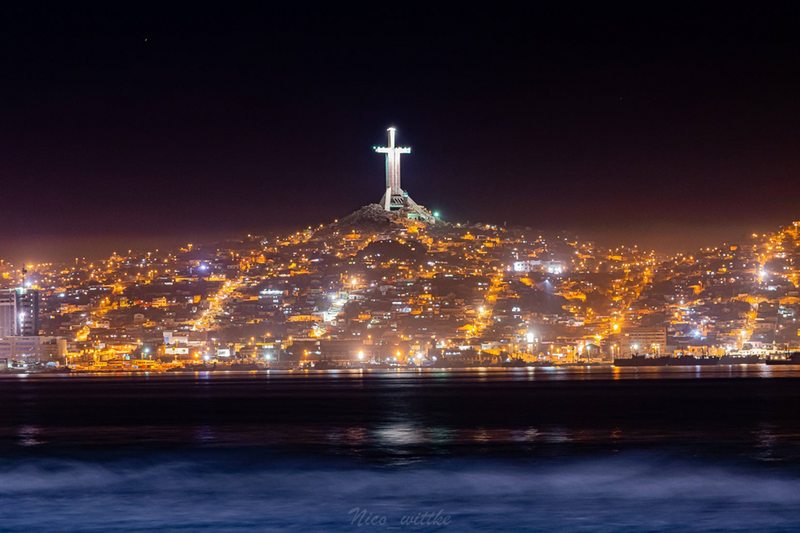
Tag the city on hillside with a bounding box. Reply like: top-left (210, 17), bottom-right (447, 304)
top-left (3, 204), bottom-right (800, 371)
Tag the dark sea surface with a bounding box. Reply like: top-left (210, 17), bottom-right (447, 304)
top-left (2, 366), bottom-right (800, 531)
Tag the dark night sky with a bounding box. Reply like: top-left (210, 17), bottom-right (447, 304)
top-left (2, 4), bottom-right (800, 259)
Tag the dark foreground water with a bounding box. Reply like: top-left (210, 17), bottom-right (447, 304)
top-left (2, 367), bottom-right (800, 531)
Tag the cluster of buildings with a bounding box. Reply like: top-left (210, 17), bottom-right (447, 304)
top-left (0, 286), bottom-right (67, 369)
top-left (5, 214), bottom-right (800, 371)
top-left (3, 128), bottom-right (800, 371)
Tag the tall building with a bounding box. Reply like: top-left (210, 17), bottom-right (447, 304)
top-left (0, 288), bottom-right (40, 337)
top-left (0, 290), bottom-right (16, 336)
top-left (17, 288), bottom-right (40, 336)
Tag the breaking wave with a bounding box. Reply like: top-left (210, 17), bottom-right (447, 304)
top-left (1, 452), bottom-right (799, 531)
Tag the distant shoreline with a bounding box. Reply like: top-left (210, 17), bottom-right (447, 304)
top-left (3, 364), bottom-right (800, 380)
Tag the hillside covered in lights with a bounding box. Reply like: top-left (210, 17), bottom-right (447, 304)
top-left (3, 208), bottom-right (800, 371)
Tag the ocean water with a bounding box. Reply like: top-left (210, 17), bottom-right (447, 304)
top-left (2, 453), bottom-right (800, 531)
top-left (2, 368), bottom-right (800, 531)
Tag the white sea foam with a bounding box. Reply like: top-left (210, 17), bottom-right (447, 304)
top-left (0, 453), bottom-right (799, 531)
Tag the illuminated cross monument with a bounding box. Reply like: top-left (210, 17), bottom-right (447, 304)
top-left (373, 127), bottom-right (436, 223)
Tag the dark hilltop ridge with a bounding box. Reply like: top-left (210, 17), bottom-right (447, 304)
top-left (332, 204), bottom-right (401, 231)
top-left (325, 204), bottom-right (454, 234)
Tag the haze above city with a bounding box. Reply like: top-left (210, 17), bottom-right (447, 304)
top-left (2, 4), bottom-right (800, 262)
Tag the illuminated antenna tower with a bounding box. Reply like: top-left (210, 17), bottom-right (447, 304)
top-left (373, 127), bottom-right (435, 223)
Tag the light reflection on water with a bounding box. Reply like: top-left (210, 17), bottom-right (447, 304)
top-left (17, 425), bottom-right (42, 447)
top-left (376, 423), bottom-right (424, 446)
top-left (2, 368), bottom-right (799, 463)
top-left (5, 363), bottom-right (800, 382)
top-left (15, 421), bottom-right (797, 457)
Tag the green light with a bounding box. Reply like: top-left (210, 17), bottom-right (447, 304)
top-left (433, 211), bottom-right (440, 218)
